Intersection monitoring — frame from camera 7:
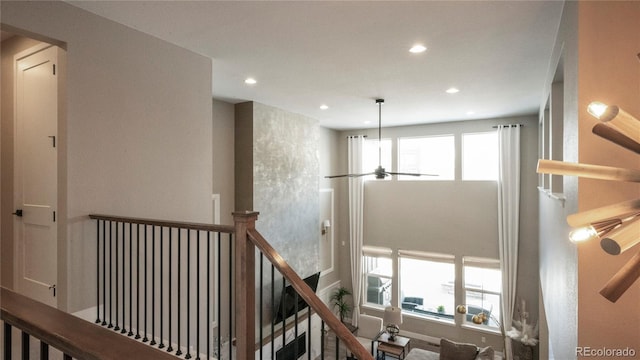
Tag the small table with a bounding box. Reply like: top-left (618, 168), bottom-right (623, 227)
top-left (376, 333), bottom-right (411, 360)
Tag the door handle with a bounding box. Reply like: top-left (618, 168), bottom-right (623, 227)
top-left (12, 209), bottom-right (23, 217)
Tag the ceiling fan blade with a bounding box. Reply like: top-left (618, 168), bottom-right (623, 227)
top-left (325, 172), bottom-right (376, 179)
top-left (386, 172), bottom-right (439, 177)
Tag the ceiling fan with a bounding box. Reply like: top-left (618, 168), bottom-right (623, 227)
top-left (325, 99), bottom-right (438, 179)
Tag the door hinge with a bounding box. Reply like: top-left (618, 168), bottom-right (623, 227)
top-left (53, 211), bottom-right (56, 222)
top-left (53, 64), bottom-right (56, 75)
top-left (48, 135), bottom-right (56, 148)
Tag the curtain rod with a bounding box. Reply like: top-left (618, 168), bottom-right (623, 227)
top-left (492, 124), bottom-right (524, 128)
top-left (346, 135), bottom-right (368, 138)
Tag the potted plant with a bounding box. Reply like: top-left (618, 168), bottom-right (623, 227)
top-left (330, 287), bottom-right (352, 323)
top-left (437, 305), bottom-right (445, 314)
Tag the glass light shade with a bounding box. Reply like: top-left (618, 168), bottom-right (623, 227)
top-left (569, 226), bottom-right (598, 243)
top-left (587, 102), bottom-right (608, 119)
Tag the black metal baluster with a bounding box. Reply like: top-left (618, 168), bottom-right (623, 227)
top-left (63, 355), bottom-right (71, 360)
top-left (271, 264), bottom-right (275, 360)
top-left (176, 229), bottom-right (182, 356)
top-left (281, 279), bottom-right (286, 349)
top-left (108, 220), bottom-right (113, 329)
top-left (167, 228), bottom-right (174, 353)
top-left (4, 323), bottom-right (11, 360)
top-left (143, 225), bottom-right (149, 343)
top-left (102, 219), bottom-right (107, 326)
top-left (308, 308), bottom-right (312, 360)
top-left (39, 342), bottom-right (48, 360)
top-left (159, 226), bottom-right (165, 349)
top-left (228, 234), bottom-right (233, 360)
top-left (120, 221), bottom-right (126, 334)
top-left (216, 233), bottom-right (222, 360)
top-left (321, 321), bottom-right (325, 360)
top-left (335, 334), bottom-right (339, 360)
top-left (96, 219), bottom-right (100, 324)
top-left (185, 230), bottom-right (191, 360)
top-left (196, 230), bottom-right (201, 359)
top-left (259, 253), bottom-right (263, 360)
top-left (136, 223), bottom-right (141, 340)
top-left (294, 292), bottom-right (299, 360)
top-left (114, 222), bottom-right (120, 332)
top-left (128, 223), bottom-right (133, 336)
top-left (127, 223), bottom-right (133, 336)
top-left (21, 331), bottom-right (29, 360)
top-left (206, 231), bottom-right (211, 360)
top-left (150, 225), bottom-right (156, 346)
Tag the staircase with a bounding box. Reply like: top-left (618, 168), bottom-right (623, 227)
top-left (1, 211), bottom-right (372, 360)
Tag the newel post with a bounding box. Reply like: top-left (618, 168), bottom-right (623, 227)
top-left (233, 211), bottom-right (259, 360)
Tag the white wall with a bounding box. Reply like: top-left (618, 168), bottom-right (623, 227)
top-left (537, 2), bottom-right (579, 359)
top-left (1, 0), bottom-right (213, 312)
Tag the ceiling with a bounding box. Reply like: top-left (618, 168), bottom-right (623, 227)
top-left (66, 1), bottom-right (564, 129)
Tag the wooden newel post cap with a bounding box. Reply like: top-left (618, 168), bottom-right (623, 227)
top-left (232, 211), bottom-right (260, 221)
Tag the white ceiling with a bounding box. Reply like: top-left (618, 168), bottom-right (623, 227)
top-left (66, 1), bottom-right (564, 129)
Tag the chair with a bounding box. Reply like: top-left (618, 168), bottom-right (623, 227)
top-left (355, 314), bottom-right (383, 355)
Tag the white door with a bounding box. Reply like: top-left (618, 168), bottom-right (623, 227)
top-left (14, 45), bottom-right (58, 307)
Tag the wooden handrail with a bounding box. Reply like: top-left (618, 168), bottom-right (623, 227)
top-left (89, 214), bottom-right (235, 233)
top-left (247, 228), bottom-right (374, 360)
top-left (0, 287), bottom-right (178, 360)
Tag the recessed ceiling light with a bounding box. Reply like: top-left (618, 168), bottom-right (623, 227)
top-left (320, 104), bottom-right (329, 110)
top-left (446, 87), bottom-right (460, 94)
top-left (466, 111), bottom-right (475, 115)
top-left (364, 120), bottom-right (372, 125)
top-left (409, 44), bottom-right (427, 53)
top-left (244, 78), bottom-right (257, 85)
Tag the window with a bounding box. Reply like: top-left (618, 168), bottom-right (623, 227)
top-left (397, 135), bottom-right (455, 180)
top-left (363, 138), bottom-right (392, 180)
top-left (462, 257), bottom-right (502, 329)
top-left (363, 246), bottom-right (392, 307)
top-left (398, 250), bottom-right (455, 322)
top-left (462, 132), bottom-right (498, 181)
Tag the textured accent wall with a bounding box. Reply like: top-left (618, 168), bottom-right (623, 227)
top-left (236, 102), bottom-right (320, 278)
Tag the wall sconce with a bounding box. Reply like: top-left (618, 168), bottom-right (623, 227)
top-left (536, 99), bottom-right (640, 302)
top-left (321, 219), bottom-right (331, 235)
top-left (587, 102), bottom-right (640, 145)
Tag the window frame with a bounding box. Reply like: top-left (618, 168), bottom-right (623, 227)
top-left (397, 134), bottom-right (455, 181)
top-left (362, 246), bottom-right (393, 308)
top-left (461, 257), bottom-right (502, 332)
top-left (461, 131), bottom-right (499, 181)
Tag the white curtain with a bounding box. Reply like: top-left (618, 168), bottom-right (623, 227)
top-left (348, 136), bottom-right (365, 327)
top-left (497, 125), bottom-right (520, 360)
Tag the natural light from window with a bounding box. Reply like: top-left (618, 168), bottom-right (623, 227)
top-left (462, 132), bottom-right (498, 181)
top-left (399, 252), bottom-right (455, 322)
top-left (397, 135), bottom-right (454, 180)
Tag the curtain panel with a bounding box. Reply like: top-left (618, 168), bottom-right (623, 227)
top-left (497, 125), bottom-right (521, 360)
